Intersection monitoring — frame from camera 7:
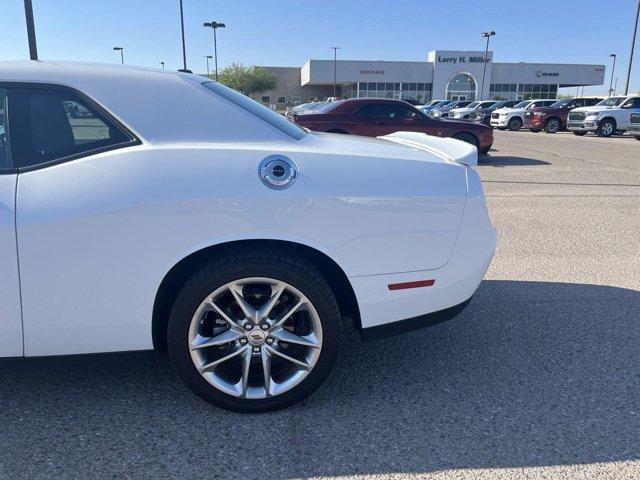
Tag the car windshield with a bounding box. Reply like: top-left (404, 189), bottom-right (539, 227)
top-left (595, 97), bottom-right (625, 107)
top-left (550, 100), bottom-right (571, 108)
top-left (202, 81), bottom-right (308, 140)
top-left (436, 101), bottom-right (452, 107)
top-left (513, 101), bottom-right (530, 109)
top-left (465, 102), bottom-right (480, 109)
top-left (478, 101), bottom-right (496, 108)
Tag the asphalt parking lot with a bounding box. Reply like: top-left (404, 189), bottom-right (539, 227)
top-left (1, 130), bottom-right (639, 480)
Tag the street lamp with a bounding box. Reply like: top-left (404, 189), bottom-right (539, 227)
top-left (204, 55), bottom-right (213, 77)
top-left (179, 0), bottom-right (187, 71)
top-left (113, 46), bottom-right (124, 64)
top-left (625, 0), bottom-right (640, 95)
top-left (203, 21), bottom-right (226, 81)
top-left (23, 0), bottom-right (38, 60)
top-left (331, 47), bottom-right (341, 98)
top-left (480, 31), bottom-right (495, 100)
top-left (160, 61), bottom-right (165, 70)
top-left (608, 54), bottom-right (617, 97)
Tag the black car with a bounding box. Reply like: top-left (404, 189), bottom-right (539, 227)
top-left (469, 100), bottom-right (519, 126)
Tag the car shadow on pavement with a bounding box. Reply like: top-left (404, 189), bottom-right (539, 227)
top-left (480, 155), bottom-right (551, 167)
top-left (0, 280), bottom-right (638, 479)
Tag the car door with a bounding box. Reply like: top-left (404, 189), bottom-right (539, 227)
top-left (0, 87), bottom-right (23, 357)
top-left (373, 103), bottom-right (422, 136)
top-left (619, 97), bottom-right (640, 129)
top-left (351, 103), bottom-right (377, 136)
top-left (7, 84), bottom-right (140, 356)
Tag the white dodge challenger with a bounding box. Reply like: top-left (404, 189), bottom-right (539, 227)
top-left (0, 62), bottom-right (496, 412)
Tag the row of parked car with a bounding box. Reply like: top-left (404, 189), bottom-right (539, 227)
top-left (418, 96), bottom-right (640, 139)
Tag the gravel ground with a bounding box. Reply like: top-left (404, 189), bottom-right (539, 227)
top-left (1, 130), bottom-right (639, 480)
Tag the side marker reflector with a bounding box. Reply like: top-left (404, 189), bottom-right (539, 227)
top-left (388, 279), bottom-right (435, 291)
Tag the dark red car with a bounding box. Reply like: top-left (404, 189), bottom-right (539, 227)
top-left (523, 97), bottom-right (602, 133)
top-left (293, 99), bottom-right (494, 154)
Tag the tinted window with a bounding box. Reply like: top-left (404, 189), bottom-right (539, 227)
top-left (357, 104), bottom-right (376, 117)
top-left (376, 103), bottom-right (416, 119)
top-left (9, 88), bottom-right (131, 169)
top-left (202, 82), bottom-right (307, 140)
top-left (0, 89), bottom-right (9, 169)
top-left (622, 97), bottom-right (640, 108)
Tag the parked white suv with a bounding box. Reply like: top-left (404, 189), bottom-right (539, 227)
top-left (490, 99), bottom-right (556, 131)
top-left (566, 96), bottom-right (640, 137)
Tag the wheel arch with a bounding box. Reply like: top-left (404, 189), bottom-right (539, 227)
top-left (452, 130), bottom-right (480, 148)
top-left (152, 239), bottom-right (361, 350)
top-left (600, 116), bottom-right (617, 127)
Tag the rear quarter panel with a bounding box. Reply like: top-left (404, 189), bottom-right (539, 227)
top-left (17, 143), bottom-right (467, 355)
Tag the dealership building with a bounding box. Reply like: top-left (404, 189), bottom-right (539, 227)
top-left (256, 50), bottom-right (605, 108)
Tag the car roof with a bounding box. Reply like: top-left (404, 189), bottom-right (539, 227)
top-left (0, 61), bottom-right (294, 144)
top-left (0, 60), bottom-right (195, 84)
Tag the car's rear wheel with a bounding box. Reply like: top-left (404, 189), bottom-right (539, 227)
top-left (573, 131), bottom-right (587, 136)
top-left (544, 118), bottom-right (561, 133)
top-left (596, 119), bottom-right (616, 137)
top-left (167, 251), bottom-right (341, 413)
top-left (507, 117), bottom-right (522, 131)
top-left (452, 132), bottom-right (479, 150)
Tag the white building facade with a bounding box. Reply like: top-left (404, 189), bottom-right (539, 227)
top-left (259, 50), bottom-right (606, 109)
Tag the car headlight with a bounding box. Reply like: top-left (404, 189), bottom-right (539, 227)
top-left (431, 109), bottom-right (441, 115)
top-left (585, 112), bottom-right (600, 119)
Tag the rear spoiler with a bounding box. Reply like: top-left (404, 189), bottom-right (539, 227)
top-left (378, 131), bottom-right (478, 167)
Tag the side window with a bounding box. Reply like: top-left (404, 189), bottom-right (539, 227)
top-left (357, 104), bottom-right (376, 117)
top-left (9, 87), bottom-right (132, 169)
top-left (0, 89), bottom-right (9, 169)
top-left (377, 104), bottom-right (415, 119)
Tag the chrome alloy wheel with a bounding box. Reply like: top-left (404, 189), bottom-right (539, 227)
top-left (188, 277), bottom-right (323, 399)
top-left (600, 121), bottom-right (614, 136)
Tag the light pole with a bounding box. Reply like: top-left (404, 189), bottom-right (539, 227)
top-left (113, 46), bottom-right (124, 64)
top-left (203, 21), bottom-right (226, 81)
top-left (614, 77), bottom-right (619, 95)
top-left (23, 0), bottom-right (38, 60)
top-left (480, 31), bottom-right (495, 100)
top-left (608, 54), bottom-right (617, 96)
top-left (179, 0), bottom-right (187, 71)
top-left (331, 47), bottom-right (341, 98)
top-left (625, 0), bottom-right (640, 95)
top-left (204, 55), bottom-right (213, 77)
top-left (160, 61), bottom-right (165, 70)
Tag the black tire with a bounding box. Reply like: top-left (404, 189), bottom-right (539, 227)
top-left (507, 117), bottom-right (522, 131)
top-left (635, 136), bottom-right (640, 141)
top-left (573, 131), bottom-right (587, 136)
top-left (596, 118), bottom-right (616, 137)
top-left (544, 117), bottom-right (561, 134)
top-left (452, 132), bottom-right (479, 150)
top-left (167, 249), bottom-right (342, 413)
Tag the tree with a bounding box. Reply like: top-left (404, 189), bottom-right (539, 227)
top-left (217, 63), bottom-right (278, 96)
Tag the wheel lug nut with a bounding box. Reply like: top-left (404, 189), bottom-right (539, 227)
top-left (260, 323), bottom-right (269, 331)
top-left (244, 323), bottom-right (253, 331)
top-left (266, 337), bottom-right (274, 344)
top-left (253, 346), bottom-right (261, 353)
top-left (239, 338), bottom-right (248, 345)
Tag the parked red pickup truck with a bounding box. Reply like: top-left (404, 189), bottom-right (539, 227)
top-left (524, 98), bottom-right (602, 133)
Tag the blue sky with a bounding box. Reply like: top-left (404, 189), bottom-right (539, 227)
top-left (1, 0), bottom-right (639, 95)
